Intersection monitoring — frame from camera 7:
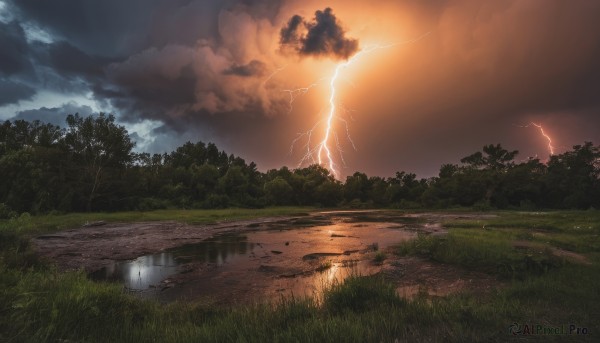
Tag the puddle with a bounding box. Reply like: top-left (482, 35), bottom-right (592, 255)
top-left (89, 216), bottom-right (421, 303)
top-left (89, 235), bottom-right (255, 290)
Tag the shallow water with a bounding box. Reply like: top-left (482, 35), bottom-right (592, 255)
top-left (89, 235), bottom-right (255, 290)
top-left (90, 213), bottom-right (423, 303)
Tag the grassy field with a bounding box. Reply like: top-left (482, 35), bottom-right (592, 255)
top-left (1, 209), bottom-right (599, 342)
top-left (0, 207), bottom-right (313, 234)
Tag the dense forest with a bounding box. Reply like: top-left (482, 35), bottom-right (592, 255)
top-left (1, 114), bottom-right (599, 216)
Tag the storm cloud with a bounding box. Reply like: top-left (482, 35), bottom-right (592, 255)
top-left (0, 79), bottom-right (35, 105)
top-left (1, 0), bottom-right (600, 177)
top-left (223, 60), bottom-right (267, 77)
top-left (13, 102), bottom-right (94, 127)
top-left (0, 21), bottom-right (33, 76)
top-left (280, 7), bottom-right (359, 60)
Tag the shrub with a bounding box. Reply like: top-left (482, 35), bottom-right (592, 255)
top-left (202, 194), bottom-right (229, 209)
top-left (136, 198), bottom-right (168, 211)
top-left (373, 251), bottom-right (387, 264)
top-left (323, 276), bottom-right (404, 313)
top-left (0, 203), bottom-right (18, 219)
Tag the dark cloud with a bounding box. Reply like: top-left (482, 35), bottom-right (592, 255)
top-left (5, 0), bottom-right (286, 125)
top-left (223, 60), bottom-right (267, 77)
top-left (12, 102), bottom-right (94, 127)
top-left (10, 0), bottom-right (156, 57)
top-left (0, 21), bottom-right (33, 76)
top-left (280, 15), bottom-right (303, 45)
top-left (9, 0), bottom-right (231, 57)
top-left (0, 79), bottom-right (36, 105)
top-left (280, 8), bottom-right (359, 60)
top-left (43, 41), bottom-right (113, 78)
top-left (301, 8), bottom-right (359, 59)
top-left (100, 44), bottom-right (198, 124)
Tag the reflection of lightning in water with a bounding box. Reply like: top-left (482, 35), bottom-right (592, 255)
top-left (287, 32), bottom-right (431, 179)
top-left (518, 122), bottom-right (555, 157)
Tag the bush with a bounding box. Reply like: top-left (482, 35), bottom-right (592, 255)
top-left (391, 200), bottom-right (421, 209)
top-left (0, 203), bottom-right (18, 219)
top-left (136, 198), bottom-right (169, 211)
top-left (519, 199), bottom-right (537, 211)
top-left (472, 200), bottom-right (492, 212)
top-left (202, 194), bottom-right (229, 209)
top-left (373, 251), bottom-right (387, 264)
top-left (240, 196), bottom-right (266, 209)
top-left (346, 198), bottom-right (370, 209)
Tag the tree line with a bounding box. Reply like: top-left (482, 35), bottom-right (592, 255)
top-left (1, 114), bottom-right (598, 216)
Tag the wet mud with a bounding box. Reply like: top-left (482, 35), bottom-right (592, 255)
top-left (33, 211), bottom-right (500, 304)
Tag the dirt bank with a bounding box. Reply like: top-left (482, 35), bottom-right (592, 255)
top-left (32, 217), bottom-right (300, 272)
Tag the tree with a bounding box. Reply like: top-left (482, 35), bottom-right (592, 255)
top-left (494, 158), bottom-right (546, 208)
top-left (439, 164), bottom-right (458, 178)
top-left (64, 114), bottom-right (135, 211)
top-left (218, 165), bottom-right (249, 204)
top-left (344, 172), bottom-right (370, 202)
top-left (386, 171), bottom-right (425, 205)
top-left (543, 142), bottom-right (600, 208)
top-left (167, 141), bottom-right (207, 169)
top-left (457, 144), bottom-right (519, 206)
top-left (264, 177), bottom-right (293, 205)
top-left (461, 144), bottom-right (518, 170)
top-left (314, 181), bottom-right (343, 207)
top-left (0, 120), bottom-right (67, 213)
top-left (367, 176), bottom-right (390, 206)
top-left (293, 165), bottom-right (334, 205)
top-left (192, 163), bottom-right (220, 200)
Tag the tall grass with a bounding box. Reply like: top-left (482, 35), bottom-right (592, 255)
top-left (7, 267), bottom-right (597, 342)
top-left (0, 269), bottom-right (497, 342)
top-left (397, 230), bottom-right (565, 278)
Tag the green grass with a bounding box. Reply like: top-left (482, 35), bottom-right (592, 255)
top-left (373, 251), bottom-right (387, 264)
top-left (396, 230), bottom-right (565, 278)
top-left (3, 266), bottom-right (597, 342)
top-left (397, 211), bottom-right (600, 278)
top-left (1, 209), bottom-right (599, 342)
top-left (442, 210), bottom-right (600, 253)
top-left (0, 207), bottom-right (313, 236)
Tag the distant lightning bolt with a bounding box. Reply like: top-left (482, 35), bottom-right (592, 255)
top-left (530, 122), bottom-right (555, 156)
top-left (282, 79), bottom-right (325, 113)
top-left (517, 122), bottom-right (556, 157)
top-left (288, 32), bottom-right (431, 178)
top-left (262, 64), bottom-right (288, 86)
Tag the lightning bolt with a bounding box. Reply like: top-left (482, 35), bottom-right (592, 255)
top-left (317, 52), bottom-right (366, 177)
top-left (530, 122), bottom-right (555, 156)
top-left (282, 78), bottom-right (326, 114)
top-left (518, 122), bottom-right (555, 157)
top-left (262, 64), bottom-right (288, 86)
top-left (288, 33), bottom-right (431, 179)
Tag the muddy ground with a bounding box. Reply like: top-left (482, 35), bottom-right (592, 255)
top-left (33, 217), bottom-right (300, 273)
top-left (32, 211), bottom-right (500, 304)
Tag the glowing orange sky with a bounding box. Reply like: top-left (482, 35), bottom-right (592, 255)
top-left (250, 1), bottom-right (598, 178)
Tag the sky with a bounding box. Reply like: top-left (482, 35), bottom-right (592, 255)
top-left (1, 0), bottom-right (599, 178)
